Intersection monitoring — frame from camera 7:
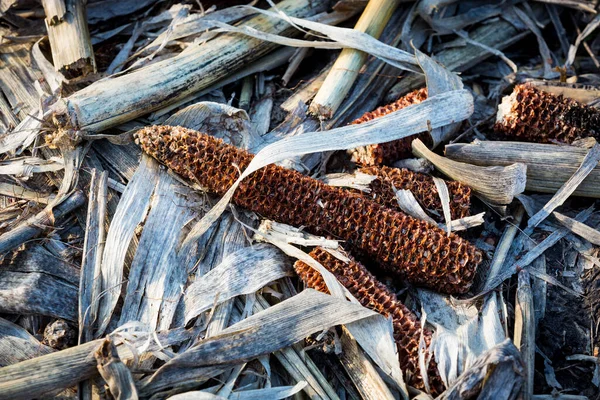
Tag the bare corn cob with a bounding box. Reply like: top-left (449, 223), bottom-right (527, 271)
top-left (495, 83), bottom-right (600, 144)
top-left (294, 248), bottom-right (445, 394)
top-left (360, 165), bottom-right (471, 221)
top-left (135, 125), bottom-right (482, 294)
top-left (349, 88), bottom-right (431, 165)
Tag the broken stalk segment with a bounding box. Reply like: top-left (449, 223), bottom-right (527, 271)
top-left (41, 0), bottom-right (96, 78)
top-left (310, 0), bottom-right (399, 119)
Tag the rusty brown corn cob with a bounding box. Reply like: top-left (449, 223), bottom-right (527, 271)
top-left (360, 165), bottom-right (471, 221)
top-left (135, 125), bottom-right (482, 294)
top-left (494, 83), bottom-right (600, 144)
top-left (294, 248), bottom-right (445, 394)
top-left (349, 88), bottom-right (432, 165)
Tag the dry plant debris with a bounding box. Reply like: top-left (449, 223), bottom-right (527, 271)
top-left (0, 0), bottom-right (600, 399)
top-left (495, 83), bottom-right (600, 144)
top-left (294, 247), bottom-right (445, 394)
top-left (349, 87), bottom-right (431, 165)
top-left (358, 165), bottom-right (472, 221)
top-left (135, 125), bottom-right (482, 294)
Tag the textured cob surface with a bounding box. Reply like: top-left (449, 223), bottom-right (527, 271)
top-left (135, 125), bottom-right (482, 294)
top-left (359, 165), bottom-right (472, 221)
top-left (495, 83), bottom-right (600, 144)
top-left (294, 248), bottom-right (445, 394)
top-left (349, 88), bottom-right (432, 165)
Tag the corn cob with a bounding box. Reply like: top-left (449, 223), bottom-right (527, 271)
top-left (349, 88), bottom-right (431, 165)
top-left (359, 165), bottom-right (471, 221)
top-left (495, 83), bottom-right (600, 144)
top-left (135, 125), bottom-right (482, 294)
top-left (294, 248), bottom-right (445, 394)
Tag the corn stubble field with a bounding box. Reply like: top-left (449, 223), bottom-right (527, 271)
top-left (0, 0), bottom-right (600, 399)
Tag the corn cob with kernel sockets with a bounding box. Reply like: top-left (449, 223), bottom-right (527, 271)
top-left (135, 125), bottom-right (482, 294)
top-left (495, 83), bottom-right (600, 144)
top-left (294, 247), bottom-right (445, 394)
top-left (359, 165), bottom-right (472, 221)
top-left (349, 88), bottom-right (432, 165)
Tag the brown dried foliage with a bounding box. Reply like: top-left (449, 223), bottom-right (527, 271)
top-left (350, 88), bottom-right (432, 165)
top-left (494, 83), bottom-right (600, 144)
top-left (294, 248), bottom-right (445, 394)
top-left (135, 125), bottom-right (482, 294)
top-left (360, 165), bottom-right (471, 221)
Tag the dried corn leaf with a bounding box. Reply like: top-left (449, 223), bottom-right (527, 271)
top-left (417, 0), bottom-right (508, 34)
top-left (79, 170), bottom-right (107, 344)
top-left (31, 39), bottom-right (65, 94)
top-left (432, 176), bottom-right (451, 233)
top-left (0, 317), bottom-right (53, 367)
top-left (183, 244), bottom-right (292, 324)
top-left (439, 339), bottom-right (524, 400)
top-left (118, 169), bottom-right (200, 332)
top-left (419, 290), bottom-right (505, 387)
top-left (394, 189), bottom-right (437, 225)
top-left (229, 382), bottom-right (307, 400)
top-left (566, 12), bottom-right (600, 68)
top-left (257, 220), bottom-right (339, 248)
top-left (553, 211), bottom-right (600, 246)
top-left (1, 112), bottom-right (42, 155)
top-left (414, 47), bottom-right (463, 146)
top-left (212, 6), bottom-right (420, 72)
top-left (0, 245), bottom-right (79, 321)
top-left (95, 155), bottom-right (159, 337)
top-left (448, 212), bottom-right (485, 232)
top-left (141, 7), bottom-right (258, 55)
top-left (144, 290), bottom-right (379, 389)
top-left (0, 156), bottom-right (63, 177)
top-left (453, 29), bottom-right (518, 73)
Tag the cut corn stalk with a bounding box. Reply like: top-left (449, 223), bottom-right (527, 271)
top-left (294, 247), bottom-right (445, 395)
top-left (495, 83), bottom-right (600, 144)
top-left (42, 0), bottom-right (96, 78)
top-left (135, 125), bottom-right (483, 294)
top-left (445, 140), bottom-right (600, 199)
top-left (309, 0), bottom-right (399, 119)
